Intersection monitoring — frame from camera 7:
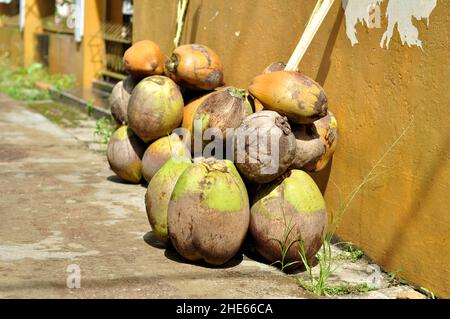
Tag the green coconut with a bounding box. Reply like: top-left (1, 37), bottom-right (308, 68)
top-left (141, 133), bottom-right (191, 183)
top-left (106, 126), bottom-right (145, 183)
top-left (167, 158), bottom-right (250, 266)
top-left (250, 170), bottom-right (328, 266)
top-left (127, 75), bottom-right (184, 143)
top-left (145, 157), bottom-right (192, 240)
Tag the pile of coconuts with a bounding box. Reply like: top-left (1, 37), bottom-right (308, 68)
top-left (106, 40), bottom-right (338, 268)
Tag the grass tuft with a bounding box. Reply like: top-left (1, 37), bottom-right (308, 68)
top-left (0, 56), bottom-right (75, 101)
top-left (94, 117), bottom-right (115, 144)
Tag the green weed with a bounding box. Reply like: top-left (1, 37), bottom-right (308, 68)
top-left (86, 100), bottom-right (95, 116)
top-left (387, 269), bottom-right (409, 286)
top-left (94, 117), bottom-right (115, 144)
top-left (296, 235), bottom-right (337, 296)
top-left (0, 57), bottom-right (75, 101)
top-left (420, 287), bottom-right (436, 299)
top-left (270, 207), bottom-right (302, 272)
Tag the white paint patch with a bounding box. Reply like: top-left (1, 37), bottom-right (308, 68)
top-left (380, 0), bottom-right (437, 49)
top-left (342, 0), bottom-right (384, 46)
top-left (234, 30), bottom-right (240, 37)
top-left (342, 0), bottom-right (437, 49)
top-left (0, 231), bottom-right (98, 261)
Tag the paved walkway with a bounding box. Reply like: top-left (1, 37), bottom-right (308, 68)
top-left (0, 94), bottom-right (426, 299)
top-left (0, 94), bottom-right (312, 298)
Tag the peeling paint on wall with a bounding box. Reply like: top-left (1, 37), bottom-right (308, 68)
top-left (343, 0), bottom-right (437, 49)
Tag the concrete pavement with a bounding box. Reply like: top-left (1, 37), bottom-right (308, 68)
top-left (0, 94), bottom-right (312, 298)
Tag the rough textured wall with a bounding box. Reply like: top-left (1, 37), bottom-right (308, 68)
top-left (134, 0), bottom-right (450, 297)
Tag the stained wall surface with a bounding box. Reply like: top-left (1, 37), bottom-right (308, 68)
top-left (134, 0), bottom-right (450, 297)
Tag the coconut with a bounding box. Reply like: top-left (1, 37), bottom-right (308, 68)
top-left (141, 133), bottom-right (191, 183)
top-left (183, 87), bottom-right (253, 154)
top-left (291, 111), bottom-right (338, 172)
top-left (128, 76), bottom-right (184, 143)
top-left (233, 111), bottom-right (296, 184)
top-left (250, 170), bottom-right (328, 266)
top-left (248, 71), bottom-right (328, 124)
top-left (123, 40), bottom-right (165, 80)
top-left (145, 157), bottom-right (192, 240)
top-left (165, 44), bottom-right (224, 91)
top-left (167, 158), bottom-right (249, 265)
top-left (109, 76), bottom-right (137, 126)
top-left (106, 126), bottom-right (146, 183)
top-left (247, 94), bottom-right (265, 112)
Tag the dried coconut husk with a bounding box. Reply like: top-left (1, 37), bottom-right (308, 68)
top-left (233, 110), bottom-right (296, 184)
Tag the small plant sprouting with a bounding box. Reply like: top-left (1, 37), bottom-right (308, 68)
top-left (296, 234), bottom-right (338, 296)
top-left (387, 269), bottom-right (408, 286)
top-left (94, 117), bottom-right (114, 144)
top-left (344, 242), bottom-right (364, 262)
top-left (0, 57), bottom-right (75, 101)
top-left (420, 287), bottom-right (436, 299)
top-left (270, 206), bottom-right (301, 272)
top-left (322, 283), bottom-right (372, 296)
top-left (86, 100), bottom-right (95, 117)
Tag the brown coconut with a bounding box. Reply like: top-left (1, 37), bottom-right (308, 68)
top-left (233, 111), bottom-right (296, 184)
top-left (141, 133), bottom-right (191, 183)
top-left (109, 76), bottom-right (137, 126)
top-left (106, 126), bottom-right (146, 183)
top-left (183, 87), bottom-right (253, 154)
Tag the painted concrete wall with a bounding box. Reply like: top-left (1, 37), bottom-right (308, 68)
top-left (48, 33), bottom-right (83, 84)
top-left (134, 0), bottom-right (450, 297)
top-left (23, 0), bottom-right (54, 67)
top-left (1, 0), bottom-right (105, 88)
top-left (0, 26), bottom-right (23, 66)
top-left (42, 0), bottom-right (104, 88)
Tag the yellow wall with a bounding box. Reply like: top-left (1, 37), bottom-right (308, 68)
top-left (48, 33), bottom-right (83, 84)
top-left (80, 0), bottom-right (104, 88)
top-left (0, 2), bottom-right (23, 66)
top-left (0, 26), bottom-right (23, 66)
top-left (23, 0), bottom-right (53, 66)
top-left (21, 0), bottom-right (103, 88)
top-left (134, 0), bottom-right (450, 297)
